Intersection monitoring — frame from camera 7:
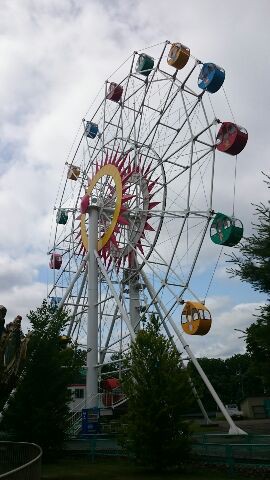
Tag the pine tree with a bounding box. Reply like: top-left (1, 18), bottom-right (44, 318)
top-left (122, 316), bottom-right (192, 471)
top-left (227, 173), bottom-right (270, 392)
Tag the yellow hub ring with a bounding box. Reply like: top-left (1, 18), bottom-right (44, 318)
top-left (80, 164), bottom-right (123, 251)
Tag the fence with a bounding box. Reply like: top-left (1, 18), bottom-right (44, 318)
top-left (192, 434), bottom-right (270, 477)
top-left (0, 442), bottom-right (42, 480)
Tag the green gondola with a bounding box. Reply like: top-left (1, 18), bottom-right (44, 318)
top-left (210, 212), bottom-right (243, 247)
top-left (136, 53), bottom-right (154, 76)
top-left (56, 208), bottom-right (68, 225)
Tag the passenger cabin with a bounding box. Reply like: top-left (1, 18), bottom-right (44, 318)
top-left (181, 301), bottom-right (211, 335)
top-left (136, 53), bottom-right (154, 76)
top-left (49, 253), bottom-right (62, 270)
top-left (210, 213), bottom-right (243, 247)
top-left (50, 297), bottom-right (62, 309)
top-left (198, 63), bottom-right (225, 93)
top-left (67, 165), bottom-right (80, 181)
top-left (56, 209), bottom-right (68, 225)
top-left (106, 82), bottom-right (123, 102)
top-left (80, 194), bottom-right (90, 214)
top-left (167, 43), bottom-right (190, 70)
top-left (101, 377), bottom-right (123, 407)
top-left (85, 121), bottom-right (98, 139)
top-left (216, 122), bottom-right (248, 155)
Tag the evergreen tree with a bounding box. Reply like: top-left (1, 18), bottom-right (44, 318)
top-left (122, 316), bottom-right (192, 471)
top-left (227, 173), bottom-right (270, 392)
top-left (1, 300), bottom-right (85, 455)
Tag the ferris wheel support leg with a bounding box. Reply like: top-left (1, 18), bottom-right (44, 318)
top-left (86, 206), bottom-right (99, 409)
top-left (141, 271), bottom-right (212, 425)
top-left (141, 271), bottom-right (247, 435)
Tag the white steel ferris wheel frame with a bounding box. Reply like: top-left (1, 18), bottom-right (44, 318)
top-left (48, 40), bottom-right (245, 434)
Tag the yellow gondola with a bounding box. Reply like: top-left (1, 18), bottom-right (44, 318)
top-left (167, 43), bottom-right (190, 70)
top-left (181, 301), bottom-right (211, 335)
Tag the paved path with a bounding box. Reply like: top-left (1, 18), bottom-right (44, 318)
top-left (210, 418), bottom-right (270, 435)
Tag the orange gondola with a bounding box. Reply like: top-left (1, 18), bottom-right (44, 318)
top-left (167, 43), bottom-right (190, 70)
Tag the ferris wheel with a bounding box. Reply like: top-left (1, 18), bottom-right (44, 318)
top-left (48, 41), bottom-right (248, 434)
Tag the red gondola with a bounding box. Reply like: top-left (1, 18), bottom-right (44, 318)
top-left (80, 194), bottom-right (90, 214)
top-left (216, 122), bottom-right (248, 156)
top-left (49, 253), bottom-right (62, 270)
top-left (106, 82), bottom-right (123, 102)
top-left (101, 377), bottom-right (123, 407)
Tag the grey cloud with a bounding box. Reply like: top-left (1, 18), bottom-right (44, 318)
top-left (0, 0), bottom-right (268, 357)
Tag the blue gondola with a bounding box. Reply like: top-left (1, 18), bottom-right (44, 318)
top-left (198, 63), bottom-right (225, 93)
top-left (50, 297), bottom-right (62, 309)
top-left (85, 121), bottom-right (99, 139)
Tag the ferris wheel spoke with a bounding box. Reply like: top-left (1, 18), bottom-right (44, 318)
top-left (95, 250), bottom-right (136, 340)
top-left (66, 268), bottom-right (88, 336)
top-left (133, 234), bottom-right (203, 303)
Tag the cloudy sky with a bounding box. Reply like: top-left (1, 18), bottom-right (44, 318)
top-left (0, 0), bottom-right (269, 358)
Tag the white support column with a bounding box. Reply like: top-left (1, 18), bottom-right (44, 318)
top-left (86, 206), bottom-right (99, 408)
top-left (129, 255), bottom-right (140, 333)
top-left (141, 271), bottom-right (247, 435)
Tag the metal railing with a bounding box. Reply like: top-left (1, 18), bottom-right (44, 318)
top-left (192, 436), bottom-right (270, 477)
top-left (0, 441), bottom-right (42, 479)
top-left (193, 433), bottom-right (270, 446)
top-left (67, 393), bottom-right (99, 437)
top-left (67, 392), bottom-right (128, 438)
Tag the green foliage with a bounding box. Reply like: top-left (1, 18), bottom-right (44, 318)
top-left (227, 173), bottom-right (270, 392)
top-left (227, 184), bottom-right (270, 293)
top-left (121, 315), bottom-right (192, 471)
top-left (187, 354), bottom-right (264, 411)
top-left (1, 300), bottom-right (85, 456)
top-left (246, 303), bottom-right (270, 393)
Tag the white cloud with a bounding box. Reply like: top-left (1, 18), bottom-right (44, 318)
top-left (0, 0), bottom-right (269, 358)
top-left (0, 282), bottom-right (47, 332)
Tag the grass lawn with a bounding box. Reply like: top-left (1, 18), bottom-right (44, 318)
top-left (41, 457), bottom-right (246, 480)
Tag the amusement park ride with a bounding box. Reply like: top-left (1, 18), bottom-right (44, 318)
top-left (48, 41), bottom-right (248, 434)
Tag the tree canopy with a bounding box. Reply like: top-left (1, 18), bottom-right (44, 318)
top-left (227, 173), bottom-right (270, 292)
top-left (1, 300), bottom-right (85, 456)
top-left (187, 354), bottom-right (264, 412)
top-left (122, 316), bottom-right (192, 471)
top-left (227, 173), bottom-right (270, 393)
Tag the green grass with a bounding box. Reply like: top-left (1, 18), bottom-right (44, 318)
top-left (41, 457), bottom-right (245, 480)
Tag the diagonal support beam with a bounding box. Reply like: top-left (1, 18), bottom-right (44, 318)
top-left (94, 251), bottom-right (136, 341)
top-left (141, 270), bottom-right (247, 435)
